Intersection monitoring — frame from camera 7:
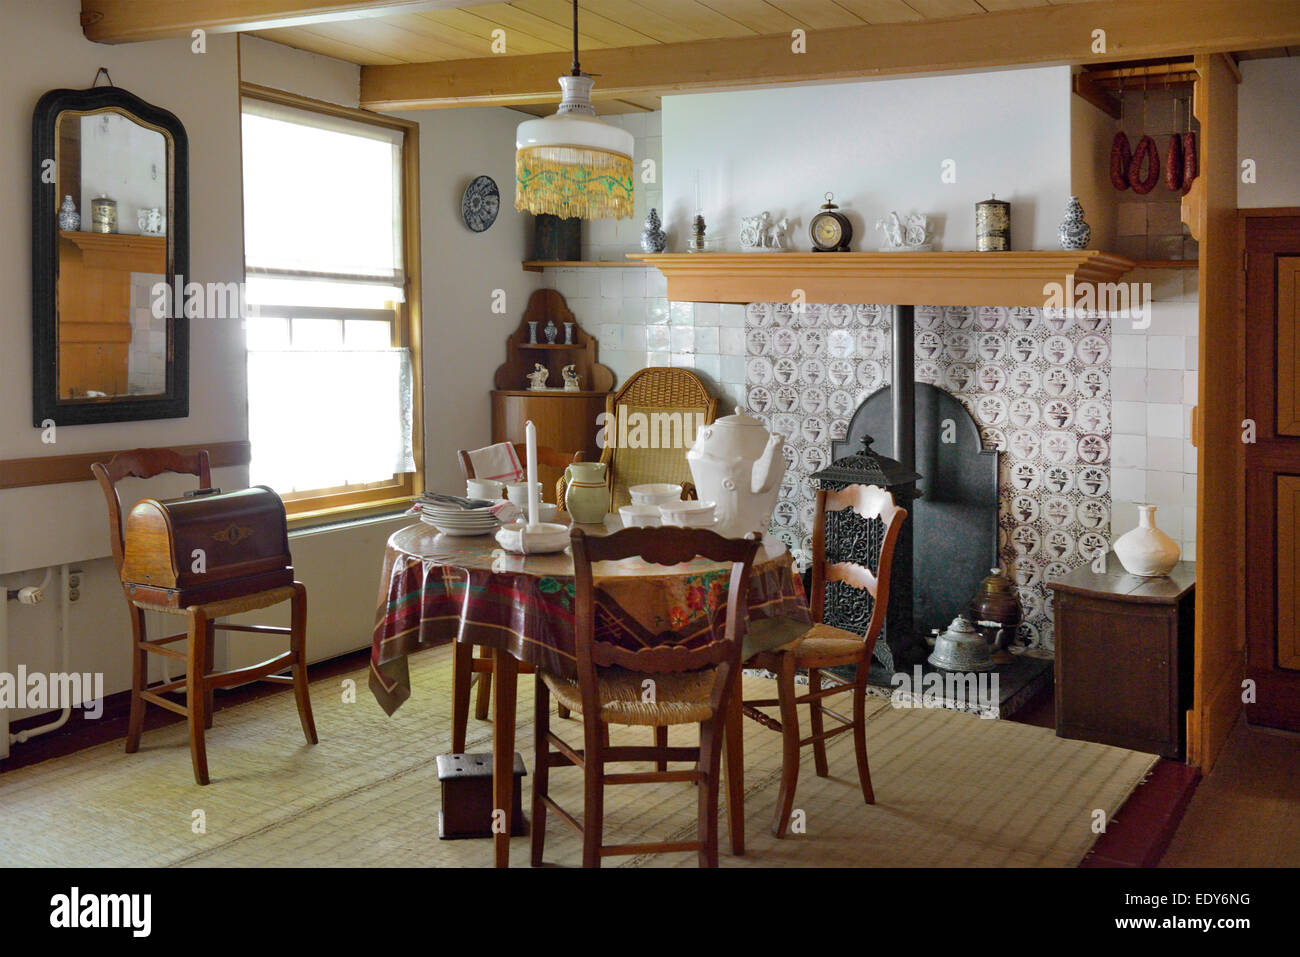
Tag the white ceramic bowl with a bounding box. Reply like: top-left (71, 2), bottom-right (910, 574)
top-left (504, 481), bottom-right (541, 508)
top-left (466, 478), bottom-right (503, 500)
top-left (494, 520), bottom-right (569, 554)
top-left (618, 504), bottom-right (662, 528)
top-left (629, 483), bottom-right (683, 506)
top-left (658, 500), bottom-right (717, 527)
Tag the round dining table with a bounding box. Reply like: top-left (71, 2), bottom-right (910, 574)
top-left (368, 519), bottom-right (811, 867)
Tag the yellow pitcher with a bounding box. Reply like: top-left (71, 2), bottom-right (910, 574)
top-left (563, 462), bottom-right (608, 524)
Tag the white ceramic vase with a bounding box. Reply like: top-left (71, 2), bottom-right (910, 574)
top-left (1113, 503), bottom-right (1180, 577)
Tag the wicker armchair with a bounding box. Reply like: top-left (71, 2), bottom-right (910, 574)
top-left (562, 367), bottom-right (718, 512)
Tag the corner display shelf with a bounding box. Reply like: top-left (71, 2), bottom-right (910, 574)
top-left (626, 250), bottom-right (1136, 308)
top-left (491, 289), bottom-right (613, 501)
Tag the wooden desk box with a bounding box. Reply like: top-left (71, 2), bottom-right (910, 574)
top-left (1048, 556), bottom-right (1195, 759)
top-left (436, 752), bottom-right (527, 840)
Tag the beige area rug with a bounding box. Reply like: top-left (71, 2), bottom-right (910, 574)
top-left (0, 643), bottom-right (1155, 868)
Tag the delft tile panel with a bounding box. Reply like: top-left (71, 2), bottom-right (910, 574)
top-left (745, 301), bottom-right (1113, 654)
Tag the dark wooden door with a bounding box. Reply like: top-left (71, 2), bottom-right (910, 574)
top-left (1243, 214), bottom-right (1300, 731)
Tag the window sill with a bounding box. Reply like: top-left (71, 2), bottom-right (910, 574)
top-left (286, 496), bottom-right (415, 535)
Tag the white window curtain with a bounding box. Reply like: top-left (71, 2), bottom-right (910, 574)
top-left (247, 349), bottom-right (415, 494)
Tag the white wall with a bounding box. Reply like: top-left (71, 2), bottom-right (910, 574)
top-left (0, 0), bottom-right (247, 574)
top-left (0, 0), bottom-right (246, 726)
top-left (1238, 57), bottom-right (1300, 208)
top-left (662, 68), bottom-right (1074, 254)
top-left (394, 106), bottom-right (541, 496)
top-left (238, 34), bottom-right (360, 108)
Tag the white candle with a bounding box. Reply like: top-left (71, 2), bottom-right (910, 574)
top-left (524, 420), bottom-right (540, 529)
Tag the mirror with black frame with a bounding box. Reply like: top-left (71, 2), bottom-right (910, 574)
top-left (32, 84), bottom-right (189, 426)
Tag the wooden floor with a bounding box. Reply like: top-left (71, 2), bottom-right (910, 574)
top-left (1160, 717), bottom-right (1300, 867)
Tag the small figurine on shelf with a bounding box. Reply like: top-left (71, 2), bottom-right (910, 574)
top-left (739, 211), bottom-right (770, 251)
top-left (640, 208), bottom-right (667, 253)
top-left (526, 364), bottom-right (550, 391)
top-left (562, 364), bottom-right (581, 392)
top-left (543, 318), bottom-right (558, 343)
top-left (875, 211), bottom-right (934, 251)
top-left (767, 217), bottom-right (790, 250)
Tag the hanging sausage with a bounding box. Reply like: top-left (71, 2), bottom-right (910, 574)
top-left (1128, 135), bottom-right (1160, 195)
top-left (1110, 131), bottom-right (1133, 190)
top-left (1165, 133), bottom-right (1184, 191)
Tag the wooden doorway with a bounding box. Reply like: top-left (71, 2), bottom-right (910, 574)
top-left (1242, 211), bottom-right (1300, 731)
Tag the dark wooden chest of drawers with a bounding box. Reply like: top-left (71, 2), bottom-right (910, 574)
top-left (1048, 556), bottom-right (1195, 759)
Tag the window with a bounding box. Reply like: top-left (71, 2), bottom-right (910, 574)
top-left (239, 88), bottom-right (422, 518)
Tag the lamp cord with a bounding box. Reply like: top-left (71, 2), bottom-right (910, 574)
top-left (571, 0), bottom-right (580, 76)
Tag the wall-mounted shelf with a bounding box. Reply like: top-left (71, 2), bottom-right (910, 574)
top-left (522, 260), bottom-right (644, 272)
top-left (626, 250), bottom-right (1137, 307)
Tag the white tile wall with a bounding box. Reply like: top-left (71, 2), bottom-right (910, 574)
top-left (536, 111), bottom-right (747, 410)
top-left (1108, 266), bottom-right (1200, 561)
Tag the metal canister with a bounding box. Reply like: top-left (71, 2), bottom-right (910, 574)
top-left (969, 566), bottom-right (1022, 664)
top-left (91, 196), bottom-right (117, 234)
top-left (975, 195), bottom-right (1010, 251)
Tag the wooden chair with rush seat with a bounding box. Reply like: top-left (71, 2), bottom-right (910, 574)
top-left (92, 447), bottom-right (318, 786)
top-left (455, 442), bottom-right (583, 726)
top-left (531, 526), bottom-right (760, 868)
top-left (743, 483), bottom-right (907, 837)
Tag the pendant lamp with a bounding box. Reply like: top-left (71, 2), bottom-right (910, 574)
top-left (515, 0), bottom-right (634, 220)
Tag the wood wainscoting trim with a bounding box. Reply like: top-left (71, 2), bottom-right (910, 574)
top-left (0, 440), bottom-right (251, 491)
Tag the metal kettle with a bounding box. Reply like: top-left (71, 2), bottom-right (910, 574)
top-left (927, 615), bottom-right (995, 672)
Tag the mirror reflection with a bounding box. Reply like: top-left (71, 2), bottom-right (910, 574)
top-left (55, 108), bottom-right (170, 400)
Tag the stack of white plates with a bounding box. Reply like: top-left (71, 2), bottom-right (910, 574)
top-left (419, 501), bottom-right (501, 536)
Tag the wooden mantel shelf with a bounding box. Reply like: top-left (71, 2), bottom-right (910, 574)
top-left (626, 250), bottom-right (1137, 307)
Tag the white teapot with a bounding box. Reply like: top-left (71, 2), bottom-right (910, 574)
top-left (686, 407), bottom-right (787, 539)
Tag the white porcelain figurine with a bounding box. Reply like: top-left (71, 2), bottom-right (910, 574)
top-left (876, 211), bottom-right (933, 251)
top-left (526, 363), bottom-right (550, 391)
top-left (562, 364), bottom-right (580, 392)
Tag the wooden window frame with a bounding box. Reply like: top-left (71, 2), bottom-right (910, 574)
top-left (239, 83), bottom-right (424, 524)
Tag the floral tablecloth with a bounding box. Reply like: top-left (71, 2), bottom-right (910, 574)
top-left (368, 523), bottom-right (810, 715)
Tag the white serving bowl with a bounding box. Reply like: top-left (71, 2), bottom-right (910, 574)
top-left (466, 478), bottom-right (503, 500)
top-left (494, 520), bottom-right (569, 554)
top-left (618, 504), bottom-right (662, 528)
top-left (629, 483), bottom-right (683, 506)
top-left (658, 500), bottom-right (717, 527)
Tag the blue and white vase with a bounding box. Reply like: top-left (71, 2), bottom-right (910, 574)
top-left (640, 208), bottom-right (667, 253)
top-left (1058, 196), bottom-right (1091, 250)
top-left (57, 195), bottom-right (80, 231)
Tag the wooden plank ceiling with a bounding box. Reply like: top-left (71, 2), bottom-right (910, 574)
top-left (249, 0), bottom-right (1093, 113)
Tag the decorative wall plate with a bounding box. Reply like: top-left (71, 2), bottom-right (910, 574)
top-left (461, 175), bottom-right (500, 232)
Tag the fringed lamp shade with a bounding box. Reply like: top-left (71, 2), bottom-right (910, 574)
top-left (515, 75), bottom-right (634, 220)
